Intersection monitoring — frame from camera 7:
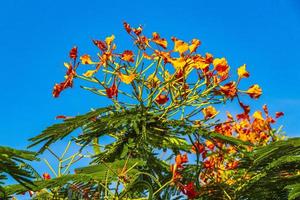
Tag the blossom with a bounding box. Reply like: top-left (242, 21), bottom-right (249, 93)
top-left (246, 84), bottom-right (262, 99)
top-left (152, 32), bottom-right (167, 49)
top-left (42, 173), bottom-right (51, 180)
top-left (205, 140), bottom-right (215, 150)
top-left (172, 37), bottom-right (189, 55)
top-left (105, 34), bottom-right (115, 46)
top-left (118, 72), bottom-right (137, 84)
top-left (106, 83), bottom-right (118, 98)
top-left (275, 112), bottom-right (284, 118)
top-left (181, 182), bottom-right (198, 199)
top-left (123, 22), bottom-right (131, 33)
top-left (220, 82), bottom-right (237, 99)
top-left (80, 54), bottom-right (93, 64)
top-left (52, 63), bottom-right (76, 97)
top-left (69, 46), bottom-right (78, 59)
top-left (191, 141), bottom-right (205, 154)
top-left (93, 40), bottom-right (107, 51)
top-left (121, 50), bottom-right (134, 62)
top-left (175, 153), bottom-right (188, 167)
top-left (133, 26), bottom-right (143, 36)
top-left (237, 64), bottom-right (250, 79)
top-left (226, 161), bottom-right (239, 170)
top-left (203, 158), bottom-right (215, 169)
top-left (189, 39), bottom-right (201, 53)
top-left (213, 58), bottom-right (230, 75)
top-left (202, 106), bottom-right (218, 119)
top-left (156, 94), bottom-right (169, 105)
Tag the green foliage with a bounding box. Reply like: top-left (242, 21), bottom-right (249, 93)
top-left (235, 138), bottom-right (300, 199)
top-left (0, 146), bottom-right (37, 198)
top-left (28, 107), bottom-right (113, 153)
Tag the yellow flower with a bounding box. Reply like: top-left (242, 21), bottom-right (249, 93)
top-left (83, 70), bottom-right (97, 77)
top-left (246, 84), bottom-right (262, 99)
top-left (237, 64), bottom-right (250, 78)
top-left (80, 54), bottom-right (93, 64)
top-left (189, 39), bottom-right (201, 53)
top-left (170, 57), bottom-right (187, 70)
top-left (253, 111), bottom-right (264, 120)
top-left (118, 72), bottom-right (137, 84)
top-left (172, 37), bottom-right (189, 55)
top-left (203, 106), bottom-right (218, 119)
top-left (105, 34), bottom-right (115, 46)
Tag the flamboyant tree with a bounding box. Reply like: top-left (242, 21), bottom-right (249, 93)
top-left (1, 22), bottom-right (300, 200)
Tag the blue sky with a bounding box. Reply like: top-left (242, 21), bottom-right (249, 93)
top-left (0, 0), bottom-right (299, 151)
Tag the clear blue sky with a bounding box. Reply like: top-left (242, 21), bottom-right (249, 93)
top-left (0, 0), bottom-right (300, 151)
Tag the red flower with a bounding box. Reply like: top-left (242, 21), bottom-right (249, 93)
top-left (55, 115), bottom-right (67, 119)
top-left (121, 50), bottom-right (134, 62)
top-left (181, 182), bottom-right (198, 199)
top-left (220, 82), bottom-right (237, 99)
top-left (106, 83), bottom-right (118, 98)
top-left (93, 40), bottom-right (107, 51)
top-left (52, 63), bottom-right (76, 98)
top-left (226, 161), bottom-right (239, 170)
top-left (191, 141), bottom-right (205, 154)
top-left (42, 173), bottom-right (51, 180)
top-left (156, 94), bottom-right (169, 105)
top-left (69, 46), bottom-right (78, 60)
top-left (123, 22), bottom-right (132, 33)
top-left (203, 158), bottom-right (215, 169)
top-left (275, 112), bottom-right (284, 118)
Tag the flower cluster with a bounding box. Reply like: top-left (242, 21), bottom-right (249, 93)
top-left (52, 22), bottom-right (284, 199)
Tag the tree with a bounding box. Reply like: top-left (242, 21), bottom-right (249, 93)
top-left (1, 22), bottom-right (299, 200)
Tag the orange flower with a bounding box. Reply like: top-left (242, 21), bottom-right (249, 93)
top-left (175, 153), bottom-right (188, 167)
top-left (172, 37), bottom-right (189, 55)
top-left (189, 39), bottom-right (201, 53)
top-left (152, 32), bottom-right (167, 49)
top-left (42, 173), bottom-right (51, 180)
top-left (226, 161), bottom-right (239, 170)
top-left (106, 83), bottom-right (118, 98)
top-left (69, 46), bottom-right (78, 59)
top-left (246, 84), bottom-right (262, 99)
top-left (237, 64), bottom-right (250, 79)
top-left (213, 58), bottom-right (230, 75)
top-left (121, 50), bottom-right (134, 62)
top-left (205, 140), bottom-right (215, 150)
top-left (220, 82), bottom-right (237, 99)
top-left (203, 158), bottom-right (215, 169)
top-left (133, 26), bottom-right (143, 36)
top-left (156, 94), bottom-right (169, 105)
top-left (118, 72), bottom-right (137, 84)
top-left (80, 54), bottom-right (93, 64)
top-left (202, 106), bottom-right (218, 119)
top-left (191, 141), bottom-right (205, 154)
top-left (205, 53), bottom-right (214, 63)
